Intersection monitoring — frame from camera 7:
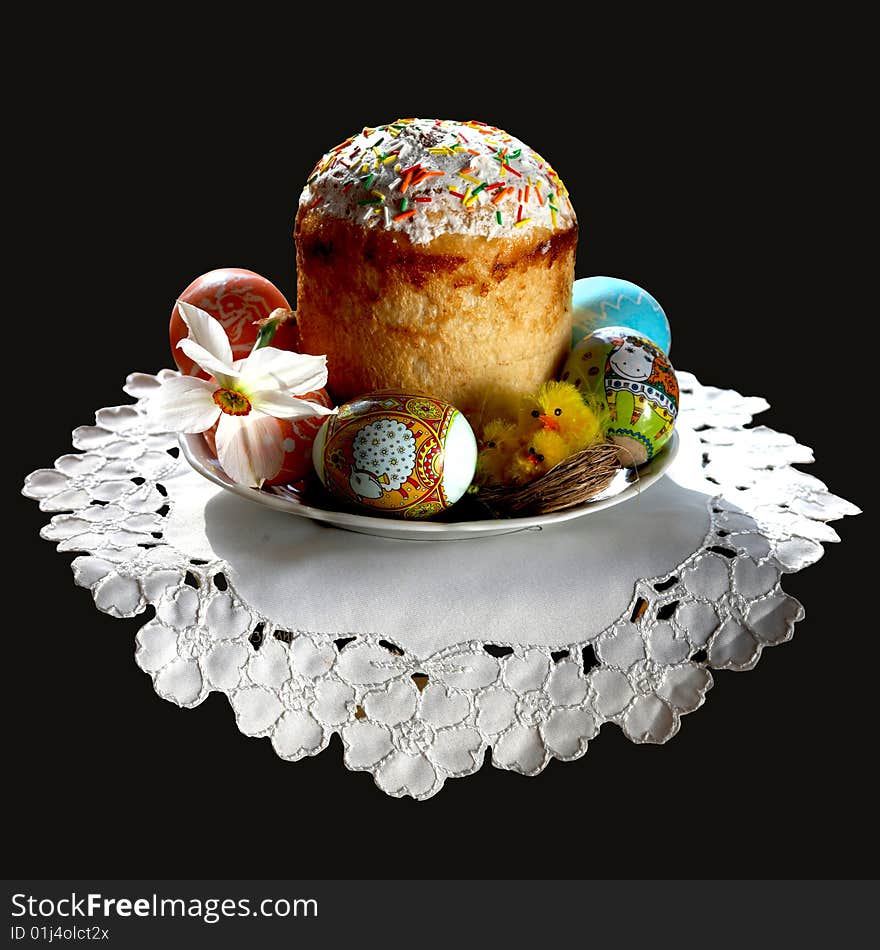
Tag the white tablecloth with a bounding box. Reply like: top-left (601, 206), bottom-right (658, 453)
top-left (22, 370), bottom-right (859, 799)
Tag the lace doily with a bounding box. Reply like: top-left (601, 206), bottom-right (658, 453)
top-left (22, 370), bottom-right (859, 800)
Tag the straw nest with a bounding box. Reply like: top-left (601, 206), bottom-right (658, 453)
top-left (474, 440), bottom-right (623, 515)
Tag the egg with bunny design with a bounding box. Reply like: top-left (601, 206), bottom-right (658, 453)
top-left (561, 327), bottom-right (679, 465)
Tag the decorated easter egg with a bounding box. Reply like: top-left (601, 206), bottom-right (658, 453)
top-left (561, 327), bottom-right (679, 465)
top-left (203, 388), bottom-right (331, 486)
top-left (572, 276), bottom-right (671, 354)
top-left (170, 268), bottom-right (299, 378)
top-left (312, 391), bottom-right (477, 518)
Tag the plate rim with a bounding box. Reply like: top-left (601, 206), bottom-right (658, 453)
top-left (178, 430), bottom-right (679, 538)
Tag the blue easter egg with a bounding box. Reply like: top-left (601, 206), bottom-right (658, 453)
top-left (572, 276), bottom-right (671, 354)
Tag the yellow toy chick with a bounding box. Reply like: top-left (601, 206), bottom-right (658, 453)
top-left (474, 381), bottom-right (608, 488)
top-left (506, 429), bottom-right (571, 484)
top-left (475, 418), bottom-right (518, 486)
top-left (518, 381), bottom-right (603, 452)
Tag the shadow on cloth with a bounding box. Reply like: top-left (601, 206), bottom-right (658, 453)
top-left (202, 470), bottom-right (714, 658)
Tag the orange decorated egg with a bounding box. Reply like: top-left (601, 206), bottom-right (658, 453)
top-left (170, 268), bottom-right (298, 377)
top-left (311, 391), bottom-right (477, 519)
top-left (202, 388), bottom-right (332, 485)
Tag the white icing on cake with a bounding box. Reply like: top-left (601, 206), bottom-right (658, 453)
top-left (298, 118), bottom-right (576, 245)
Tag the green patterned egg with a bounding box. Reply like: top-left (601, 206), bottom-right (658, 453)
top-left (560, 327), bottom-right (679, 465)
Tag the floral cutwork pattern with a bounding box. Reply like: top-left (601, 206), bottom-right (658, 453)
top-left (22, 370), bottom-right (859, 800)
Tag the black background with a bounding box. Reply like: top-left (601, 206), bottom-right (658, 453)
top-left (8, 46), bottom-right (871, 884)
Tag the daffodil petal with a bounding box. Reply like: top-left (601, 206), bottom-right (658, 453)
top-left (150, 376), bottom-right (220, 433)
top-left (239, 347), bottom-right (328, 395)
top-left (176, 300), bottom-right (234, 367)
top-left (249, 390), bottom-right (338, 420)
top-left (215, 413), bottom-right (284, 487)
top-left (177, 339), bottom-right (239, 386)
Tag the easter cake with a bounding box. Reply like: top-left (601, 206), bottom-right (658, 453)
top-left (158, 121), bottom-right (679, 522)
top-left (295, 118), bottom-right (577, 422)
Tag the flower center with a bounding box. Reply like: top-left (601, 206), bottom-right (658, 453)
top-left (178, 626), bottom-right (212, 660)
top-left (213, 388), bottom-right (251, 416)
top-left (394, 719), bottom-right (435, 756)
top-left (516, 690), bottom-right (552, 726)
top-left (280, 680), bottom-right (315, 712)
top-left (631, 660), bottom-right (664, 695)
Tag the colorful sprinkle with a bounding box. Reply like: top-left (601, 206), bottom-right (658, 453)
top-left (412, 169), bottom-right (443, 184)
top-left (304, 118), bottom-right (572, 235)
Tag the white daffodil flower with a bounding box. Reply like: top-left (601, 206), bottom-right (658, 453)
top-left (152, 301), bottom-right (336, 487)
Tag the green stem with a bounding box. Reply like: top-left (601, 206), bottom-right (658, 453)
top-left (253, 319), bottom-right (279, 351)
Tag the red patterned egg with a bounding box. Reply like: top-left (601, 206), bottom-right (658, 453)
top-left (203, 388), bottom-right (331, 485)
top-left (311, 391), bottom-right (477, 518)
top-left (170, 268), bottom-right (298, 378)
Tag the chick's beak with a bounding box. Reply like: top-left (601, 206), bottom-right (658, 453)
top-left (539, 414), bottom-right (560, 431)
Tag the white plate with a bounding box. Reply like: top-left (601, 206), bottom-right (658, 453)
top-left (179, 430), bottom-right (679, 541)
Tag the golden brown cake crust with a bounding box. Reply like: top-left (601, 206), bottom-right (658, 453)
top-left (295, 209), bottom-right (576, 420)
